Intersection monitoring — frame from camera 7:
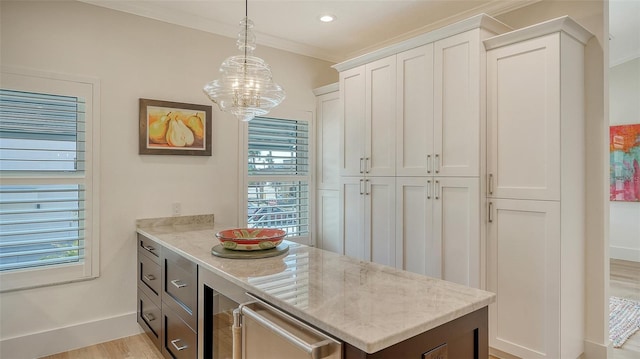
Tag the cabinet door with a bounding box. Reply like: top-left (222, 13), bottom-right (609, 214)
top-left (487, 199), bottom-right (560, 359)
top-left (340, 177), bottom-right (366, 260)
top-left (365, 177), bottom-right (396, 267)
top-left (340, 66), bottom-right (366, 177)
top-left (433, 177), bottom-right (480, 288)
top-left (395, 177), bottom-right (436, 276)
top-left (487, 34), bottom-right (561, 201)
top-left (434, 30), bottom-right (481, 177)
top-left (316, 189), bottom-right (341, 254)
top-left (316, 90), bottom-right (340, 189)
top-left (366, 56), bottom-right (396, 176)
top-left (396, 44), bottom-right (434, 176)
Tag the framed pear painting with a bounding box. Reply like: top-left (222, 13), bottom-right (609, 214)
top-left (139, 98), bottom-right (212, 156)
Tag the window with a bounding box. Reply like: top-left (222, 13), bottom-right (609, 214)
top-left (245, 116), bottom-right (311, 244)
top-left (0, 68), bottom-right (100, 292)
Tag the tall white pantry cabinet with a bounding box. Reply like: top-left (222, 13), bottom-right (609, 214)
top-left (484, 17), bottom-right (592, 359)
top-left (331, 14), bottom-right (511, 284)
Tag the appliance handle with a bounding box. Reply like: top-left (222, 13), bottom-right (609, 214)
top-left (233, 309), bottom-right (242, 359)
top-left (239, 295), bottom-right (339, 359)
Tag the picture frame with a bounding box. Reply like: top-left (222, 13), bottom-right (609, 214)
top-left (610, 123), bottom-right (640, 201)
top-left (139, 98), bottom-right (212, 156)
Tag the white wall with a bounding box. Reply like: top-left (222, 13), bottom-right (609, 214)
top-left (0, 1), bottom-right (336, 358)
top-left (609, 58), bottom-right (640, 262)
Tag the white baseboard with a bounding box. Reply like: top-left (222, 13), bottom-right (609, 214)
top-left (609, 246), bottom-right (640, 262)
top-left (584, 339), bottom-right (608, 359)
top-left (0, 312), bottom-right (142, 359)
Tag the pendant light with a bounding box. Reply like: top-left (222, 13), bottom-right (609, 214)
top-left (203, 0), bottom-right (285, 122)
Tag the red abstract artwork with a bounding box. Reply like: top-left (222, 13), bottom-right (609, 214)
top-left (610, 124), bottom-right (640, 201)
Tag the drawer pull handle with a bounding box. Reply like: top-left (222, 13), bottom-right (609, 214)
top-left (142, 313), bottom-right (155, 322)
top-left (170, 339), bottom-right (188, 351)
top-left (143, 274), bottom-right (156, 281)
top-left (142, 244), bottom-right (155, 252)
top-left (171, 279), bottom-right (187, 289)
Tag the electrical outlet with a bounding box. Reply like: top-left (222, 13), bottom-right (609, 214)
top-left (172, 202), bottom-right (182, 217)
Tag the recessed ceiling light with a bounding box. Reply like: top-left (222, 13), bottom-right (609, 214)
top-left (319, 15), bottom-right (336, 23)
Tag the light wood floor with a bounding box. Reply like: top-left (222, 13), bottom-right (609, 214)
top-left (40, 333), bottom-right (162, 359)
top-left (43, 259), bottom-right (640, 359)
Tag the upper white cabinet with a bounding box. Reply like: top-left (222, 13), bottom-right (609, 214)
top-left (396, 30), bottom-right (486, 177)
top-left (315, 85), bottom-right (341, 190)
top-left (396, 44), bottom-right (434, 176)
top-left (339, 56), bottom-right (396, 177)
top-left (433, 30), bottom-right (481, 177)
top-left (486, 34), bottom-right (562, 201)
top-left (484, 17), bottom-right (592, 359)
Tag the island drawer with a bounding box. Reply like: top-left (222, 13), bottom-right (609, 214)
top-left (163, 247), bottom-right (197, 331)
top-left (139, 250), bottom-right (161, 299)
top-left (138, 233), bottom-right (160, 260)
top-left (137, 288), bottom-right (161, 350)
top-left (163, 303), bottom-right (197, 359)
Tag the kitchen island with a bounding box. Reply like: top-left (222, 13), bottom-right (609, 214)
top-left (136, 215), bottom-right (495, 358)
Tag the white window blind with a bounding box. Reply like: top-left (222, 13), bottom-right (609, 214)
top-left (0, 89), bottom-right (88, 273)
top-left (247, 117), bottom-right (309, 239)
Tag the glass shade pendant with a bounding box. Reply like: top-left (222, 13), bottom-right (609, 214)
top-left (203, 5), bottom-right (285, 122)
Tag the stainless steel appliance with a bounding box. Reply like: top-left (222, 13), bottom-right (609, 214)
top-left (232, 297), bottom-right (342, 359)
top-left (199, 269), bottom-right (342, 359)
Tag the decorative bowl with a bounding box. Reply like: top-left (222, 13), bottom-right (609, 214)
top-left (215, 228), bottom-right (286, 251)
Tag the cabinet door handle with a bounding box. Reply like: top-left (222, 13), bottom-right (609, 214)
top-left (427, 155), bottom-right (432, 174)
top-left (427, 180), bottom-right (432, 199)
top-left (365, 157), bottom-right (370, 174)
top-left (488, 202), bottom-right (494, 223)
top-left (142, 312), bottom-right (155, 322)
top-left (359, 179), bottom-right (364, 195)
top-left (170, 279), bottom-right (187, 289)
top-left (435, 154), bottom-right (440, 174)
top-left (143, 274), bottom-right (156, 281)
top-left (488, 173), bottom-right (494, 195)
top-left (435, 180), bottom-right (440, 200)
top-left (359, 157), bottom-right (364, 174)
top-left (170, 339), bottom-right (188, 351)
top-left (365, 179), bottom-right (370, 195)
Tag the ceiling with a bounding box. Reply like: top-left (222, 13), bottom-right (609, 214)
top-left (81, 0), bottom-right (638, 65)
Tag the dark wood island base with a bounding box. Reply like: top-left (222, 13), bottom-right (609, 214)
top-left (345, 307), bottom-right (488, 359)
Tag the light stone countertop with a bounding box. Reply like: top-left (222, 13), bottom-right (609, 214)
top-left (136, 215), bottom-right (495, 354)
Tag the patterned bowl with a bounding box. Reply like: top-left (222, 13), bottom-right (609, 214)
top-left (215, 228), bottom-right (286, 251)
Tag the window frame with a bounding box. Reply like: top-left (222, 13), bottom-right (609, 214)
top-left (239, 110), bottom-right (314, 246)
top-left (0, 66), bottom-right (101, 292)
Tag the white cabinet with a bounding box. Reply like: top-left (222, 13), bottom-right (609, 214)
top-left (316, 189), bottom-right (341, 253)
top-left (395, 177), bottom-right (479, 287)
top-left (315, 86), bottom-right (340, 190)
top-left (484, 17), bottom-right (591, 359)
top-left (340, 56), bottom-right (396, 177)
top-left (340, 176), bottom-right (396, 266)
top-left (433, 30), bottom-right (482, 177)
top-left (487, 199), bottom-right (561, 359)
top-left (486, 34), bottom-right (561, 201)
top-left (396, 30), bottom-right (484, 177)
top-left (396, 44), bottom-right (434, 176)
top-left (314, 84), bottom-right (341, 253)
